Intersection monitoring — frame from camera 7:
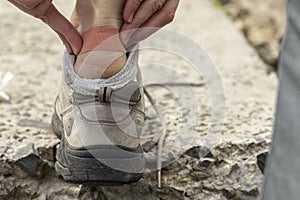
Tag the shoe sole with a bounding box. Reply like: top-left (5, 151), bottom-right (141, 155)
top-left (51, 111), bottom-right (145, 186)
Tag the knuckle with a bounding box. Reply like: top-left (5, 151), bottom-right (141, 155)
top-left (40, 17), bottom-right (47, 24)
top-left (135, 0), bottom-right (143, 6)
top-left (37, 9), bottom-right (51, 23)
top-left (33, 8), bottom-right (50, 19)
top-left (23, 0), bottom-right (41, 9)
top-left (164, 9), bottom-right (176, 24)
top-left (32, 12), bottom-right (42, 18)
top-left (151, 0), bottom-right (164, 12)
top-left (31, 10), bottom-right (43, 18)
top-left (23, 4), bottom-right (35, 9)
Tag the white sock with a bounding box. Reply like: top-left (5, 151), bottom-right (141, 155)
top-left (63, 46), bottom-right (139, 95)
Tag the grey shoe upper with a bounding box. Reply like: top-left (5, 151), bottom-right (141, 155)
top-left (55, 53), bottom-right (145, 150)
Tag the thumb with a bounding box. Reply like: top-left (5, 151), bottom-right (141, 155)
top-left (41, 4), bottom-right (82, 55)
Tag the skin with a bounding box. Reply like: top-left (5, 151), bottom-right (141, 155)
top-left (71, 0), bottom-right (128, 79)
top-left (7, 0), bottom-right (83, 55)
top-left (73, 0), bottom-right (180, 79)
top-left (8, 0), bottom-right (180, 55)
top-left (8, 0), bottom-right (180, 78)
top-left (121, 0), bottom-right (180, 47)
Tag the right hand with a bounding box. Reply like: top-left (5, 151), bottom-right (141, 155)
top-left (7, 0), bottom-right (82, 55)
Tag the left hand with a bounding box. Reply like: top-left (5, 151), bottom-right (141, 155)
top-left (121, 0), bottom-right (180, 46)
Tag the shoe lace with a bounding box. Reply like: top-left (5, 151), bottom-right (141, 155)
top-left (0, 71), bottom-right (14, 102)
top-left (143, 82), bottom-right (204, 188)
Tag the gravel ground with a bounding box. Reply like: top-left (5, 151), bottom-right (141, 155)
top-left (0, 0), bottom-right (277, 199)
top-left (216, 0), bottom-right (286, 71)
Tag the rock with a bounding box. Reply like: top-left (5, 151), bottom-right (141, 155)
top-left (37, 140), bottom-right (59, 161)
top-left (222, 188), bottom-right (236, 199)
top-left (16, 154), bottom-right (40, 176)
top-left (185, 146), bottom-right (213, 159)
top-left (255, 41), bottom-right (279, 67)
top-left (257, 152), bottom-right (268, 174)
top-left (142, 141), bottom-right (157, 153)
top-left (193, 158), bottom-right (215, 171)
top-left (0, 0), bottom-right (275, 199)
top-left (17, 119), bottom-right (51, 130)
top-left (12, 143), bottom-right (36, 161)
top-left (12, 143), bottom-right (41, 176)
top-left (0, 142), bottom-right (7, 157)
top-left (216, 0), bottom-right (286, 71)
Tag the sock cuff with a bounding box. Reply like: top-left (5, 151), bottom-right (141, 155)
top-left (63, 46), bottom-right (139, 95)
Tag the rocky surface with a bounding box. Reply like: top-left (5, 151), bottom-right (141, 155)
top-left (215, 0), bottom-right (286, 72)
top-left (0, 0), bottom-right (277, 199)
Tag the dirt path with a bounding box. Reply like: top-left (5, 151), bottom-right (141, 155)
top-left (0, 0), bottom-right (276, 199)
top-left (216, 0), bottom-right (286, 71)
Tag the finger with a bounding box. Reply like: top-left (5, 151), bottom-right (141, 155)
top-left (122, 0), bottom-right (166, 32)
top-left (6, 0), bottom-right (29, 13)
top-left (121, 0), bottom-right (167, 45)
top-left (56, 31), bottom-right (73, 54)
top-left (29, 0), bottom-right (53, 18)
top-left (8, 0), bottom-right (52, 18)
top-left (123, 0), bottom-right (144, 23)
top-left (125, 0), bottom-right (179, 46)
top-left (14, 0), bottom-right (43, 9)
top-left (42, 5), bottom-right (82, 55)
top-left (7, 0), bottom-right (81, 54)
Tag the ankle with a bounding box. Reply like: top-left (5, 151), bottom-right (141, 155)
top-left (74, 26), bottom-right (127, 79)
top-left (80, 26), bottom-right (125, 54)
top-left (73, 0), bottom-right (127, 79)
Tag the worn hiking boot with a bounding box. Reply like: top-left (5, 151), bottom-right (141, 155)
top-left (51, 51), bottom-right (145, 186)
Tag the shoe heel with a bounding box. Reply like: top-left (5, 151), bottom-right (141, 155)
top-left (55, 136), bottom-right (145, 186)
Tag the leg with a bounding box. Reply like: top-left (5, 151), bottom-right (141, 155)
top-left (72, 0), bottom-right (127, 79)
top-left (261, 0), bottom-right (300, 199)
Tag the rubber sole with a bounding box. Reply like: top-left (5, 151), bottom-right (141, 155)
top-left (51, 110), bottom-right (145, 186)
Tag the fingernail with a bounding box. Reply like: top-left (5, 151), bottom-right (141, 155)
top-left (65, 45), bottom-right (73, 55)
top-left (128, 13), bottom-right (134, 23)
top-left (71, 44), bottom-right (81, 55)
top-left (72, 47), bottom-right (79, 55)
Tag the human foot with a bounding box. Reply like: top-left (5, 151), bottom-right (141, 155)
top-left (72, 0), bottom-right (127, 79)
top-left (53, 51), bottom-right (145, 184)
top-left (53, 1), bottom-right (145, 185)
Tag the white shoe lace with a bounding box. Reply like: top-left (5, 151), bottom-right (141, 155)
top-left (0, 71), bottom-right (14, 102)
top-left (143, 82), bottom-right (204, 188)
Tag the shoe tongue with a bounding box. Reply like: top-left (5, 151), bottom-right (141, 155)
top-left (72, 81), bottom-right (141, 104)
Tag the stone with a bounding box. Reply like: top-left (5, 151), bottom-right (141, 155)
top-left (222, 188), bottom-right (236, 199)
top-left (0, 0), bottom-right (276, 199)
top-left (0, 141), bottom-right (7, 155)
top-left (216, 0), bottom-right (286, 71)
top-left (12, 143), bottom-right (41, 176)
top-left (185, 146), bottom-right (213, 159)
top-left (257, 152), bottom-right (268, 174)
top-left (193, 158), bottom-right (215, 171)
top-left (15, 154), bottom-right (40, 176)
top-left (37, 140), bottom-right (59, 161)
top-left (17, 119), bottom-right (51, 130)
top-left (142, 141), bottom-right (157, 153)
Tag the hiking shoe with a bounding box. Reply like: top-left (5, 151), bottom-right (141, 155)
top-left (51, 52), bottom-right (145, 186)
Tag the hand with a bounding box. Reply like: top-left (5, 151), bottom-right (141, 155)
top-left (121, 0), bottom-right (180, 46)
top-left (7, 0), bottom-right (82, 55)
